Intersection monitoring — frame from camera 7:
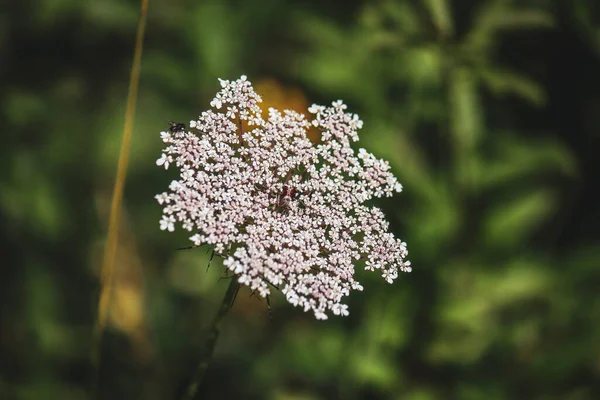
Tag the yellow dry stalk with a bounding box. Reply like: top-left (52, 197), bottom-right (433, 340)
top-left (91, 0), bottom-right (149, 369)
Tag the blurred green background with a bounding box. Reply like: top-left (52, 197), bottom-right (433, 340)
top-left (2, 0), bottom-right (600, 399)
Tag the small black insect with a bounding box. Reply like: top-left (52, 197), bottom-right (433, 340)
top-left (167, 120), bottom-right (186, 133)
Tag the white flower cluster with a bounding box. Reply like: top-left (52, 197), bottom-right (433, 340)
top-left (156, 76), bottom-right (410, 319)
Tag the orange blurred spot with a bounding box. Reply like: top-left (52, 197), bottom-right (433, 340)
top-left (244, 78), bottom-right (320, 143)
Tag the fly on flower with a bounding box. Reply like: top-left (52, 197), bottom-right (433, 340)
top-left (155, 76), bottom-right (411, 320)
top-left (167, 120), bottom-right (186, 133)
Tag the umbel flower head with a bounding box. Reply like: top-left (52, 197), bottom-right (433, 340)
top-left (155, 76), bottom-right (410, 319)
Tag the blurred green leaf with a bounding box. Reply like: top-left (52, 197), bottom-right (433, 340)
top-left (409, 183), bottom-right (461, 254)
top-left (351, 350), bottom-right (398, 388)
top-left (404, 46), bottom-right (444, 87)
top-left (402, 388), bottom-right (438, 400)
top-left (83, 0), bottom-right (138, 30)
top-left (35, 0), bottom-right (83, 26)
top-left (422, 0), bottom-right (454, 38)
top-left (432, 259), bottom-right (550, 363)
top-left (573, 0), bottom-right (600, 57)
top-left (466, 0), bottom-right (553, 52)
top-left (382, 0), bottom-right (421, 36)
top-left (478, 136), bottom-right (577, 188)
top-left (483, 189), bottom-right (557, 247)
top-left (4, 92), bottom-right (46, 126)
top-left (187, 1), bottom-right (244, 77)
top-left (456, 383), bottom-right (506, 400)
top-left (479, 67), bottom-right (546, 106)
top-left (141, 52), bottom-right (193, 96)
top-left (449, 67), bottom-right (483, 152)
top-left (0, 152), bottom-right (65, 236)
top-left (448, 66), bottom-right (484, 190)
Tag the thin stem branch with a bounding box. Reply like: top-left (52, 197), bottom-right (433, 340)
top-left (90, 0), bottom-right (148, 397)
top-left (180, 278), bottom-right (239, 400)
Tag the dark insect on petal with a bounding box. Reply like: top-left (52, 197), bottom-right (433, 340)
top-left (167, 120), bottom-right (186, 133)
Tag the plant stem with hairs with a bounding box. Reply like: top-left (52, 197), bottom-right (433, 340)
top-left (180, 277), bottom-right (239, 400)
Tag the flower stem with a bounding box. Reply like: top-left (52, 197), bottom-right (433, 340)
top-left (180, 277), bottom-right (239, 400)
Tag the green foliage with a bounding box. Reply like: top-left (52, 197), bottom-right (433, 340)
top-left (1, 0), bottom-right (599, 399)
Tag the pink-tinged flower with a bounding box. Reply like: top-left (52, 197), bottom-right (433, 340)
top-left (156, 76), bottom-right (410, 319)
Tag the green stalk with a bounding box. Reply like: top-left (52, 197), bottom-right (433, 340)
top-left (181, 278), bottom-right (239, 400)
